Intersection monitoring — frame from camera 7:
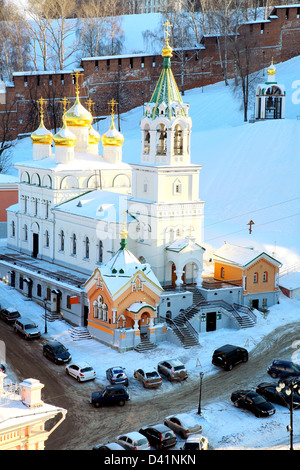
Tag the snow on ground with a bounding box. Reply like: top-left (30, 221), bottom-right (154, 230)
top-left (0, 277), bottom-right (300, 450)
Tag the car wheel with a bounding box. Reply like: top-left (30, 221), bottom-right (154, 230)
top-left (242, 356), bottom-right (248, 363)
top-left (94, 402), bottom-right (101, 408)
top-left (227, 364), bottom-right (233, 371)
top-left (77, 376), bottom-right (81, 382)
top-left (118, 399), bottom-right (125, 406)
top-left (233, 400), bottom-right (240, 408)
top-left (270, 372), bottom-right (277, 378)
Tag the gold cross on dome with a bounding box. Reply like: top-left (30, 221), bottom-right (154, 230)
top-left (85, 98), bottom-right (94, 114)
top-left (108, 98), bottom-right (118, 116)
top-left (163, 20), bottom-right (172, 44)
top-left (72, 70), bottom-right (83, 96)
top-left (37, 97), bottom-right (46, 119)
top-left (60, 97), bottom-right (70, 113)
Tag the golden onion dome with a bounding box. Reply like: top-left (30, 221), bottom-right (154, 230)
top-left (162, 41), bottom-right (173, 58)
top-left (101, 117), bottom-right (124, 147)
top-left (267, 58), bottom-right (276, 76)
top-left (64, 95), bottom-right (93, 128)
top-left (89, 125), bottom-right (101, 145)
top-left (53, 118), bottom-right (76, 147)
top-left (31, 118), bottom-right (53, 145)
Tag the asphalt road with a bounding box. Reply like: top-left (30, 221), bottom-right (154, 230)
top-left (1, 319), bottom-right (300, 450)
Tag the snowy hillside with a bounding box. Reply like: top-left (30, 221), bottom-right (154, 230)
top-left (7, 54), bottom-right (300, 270)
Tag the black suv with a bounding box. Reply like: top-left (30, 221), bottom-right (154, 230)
top-left (0, 307), bottom-right (21, 324)
top-left (139, 424), bottom-right (177, 450)
top-left (267, 360), bottom-right (300, 379)
top-left (90, 385), bottom-right (130, 408)
top-left (212, 344), bottom-right (248, 371)
top-left (43, 341), bottom-right (72, 364)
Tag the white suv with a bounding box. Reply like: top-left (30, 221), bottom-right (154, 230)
top-left (14, 318), bottom-right (41, 340)
top-left (157, 359), bottom-right (188, 382)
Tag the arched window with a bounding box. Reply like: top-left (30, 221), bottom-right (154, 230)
top-left (263, 271), bottom-right (268, 282)
top-left (45, 230), bottom-right (50, 248)
top-left (85, 237), bottom-right (90, 259)
top-left (102, 303), bottom-right (108, 322)
top-left (24, 224), bottom-right (28, 242)
top-left (72, 234), bottom-right (77, 255)
top-left (253, 272), bottom-right (258, 283)
top-left (98, 241), bottom-right (103, 263)
top-left (59, 230), bottom-right (65, 251)
top-left (144, 128), bottom-right (150, 154)
top-left (221, 267), bottom-right (225, 279)
top-left (174, 124), bottom-right (183, 155)
top-left (157, 124), bottom-right (167, 155)
top-left (11, 221), bottom-right (15, 237)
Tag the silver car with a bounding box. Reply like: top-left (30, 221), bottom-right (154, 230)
top-left (114, 432), bottom-right (150, 450)
top-left (14, 318), bottom-right (41, 340)
top-left (157, 359), bottom-right (188, 382)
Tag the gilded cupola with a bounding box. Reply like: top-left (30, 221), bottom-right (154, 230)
top-left (64, 71), bottom-right (93, 128)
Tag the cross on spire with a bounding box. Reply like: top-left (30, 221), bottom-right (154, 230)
top-left (108, 98), bottom-right (118, 116)
top-left (37, 97), bottom-right (46, 119)
top-left (60, 97), bottom-right (70, 114)
top-left (85, 98), bottom-right (94, 114)
top-left (72, 70), bottom-right (84, 96)
top-left (163, 20), bottom-right (172, 45)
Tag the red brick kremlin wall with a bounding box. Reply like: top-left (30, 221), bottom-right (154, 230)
top-left (2, 5), bottom-right (300, 140)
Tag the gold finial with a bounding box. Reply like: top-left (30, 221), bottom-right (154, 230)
top-left (60, 97), bottom-right (70, 114)
top-left (163, 20), bottom-right (172, 46)
top-left (37, 97), bottom-right (46, 120)
top-left (108, 98), bottom-right (118, 119)
top-left (85, 98), bottom-right (94, 114)
top-left (72, 70), bottom-right (84, 97)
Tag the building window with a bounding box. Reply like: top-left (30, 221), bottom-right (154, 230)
top-left (24, 76), bottom-right (28, 87)
top-left (19, 276), bottom-right (23, 290)
top-left (221, 267), bottom-right (225, 279)
top-left (45, 230), bottom-right (49, 248)
top-left (263, 271), bottom-right (268, 282)
top-left (130, 58), bottom-right (133, 68)
top-left (106, 59), bottom-right (110, 71)
top-left (95, 60), bottom-right (98, 71)
top-left (61, 74), bottom-right (64, 84)
top-left (261, 23), bottom-right (264, 34)
top-left (253, 272), bottom-right (258, 283)
top-left (60, 230), bottom-right (65, 251)
top-left (47, 287), bottom-right (51, 300)
top-left (85, 237), bottom-right (90, 259)
top-left (67, 295), bottom-right (72, 310)
top-left (24, 224), bottom-right (28, 242)
top-left (11, 221), bottom-right (15, 237)
top-left (98, 241), bottom-right (103, 263)
top-left (37, 284), bottom-right (42, 297)
top-left (72, 233), bottom-right (77, 255)
top-left (141, 57), bottom-right (144, 68)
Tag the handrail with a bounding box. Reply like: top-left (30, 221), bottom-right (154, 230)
top-left (160, 316), bottom-right (185, 340)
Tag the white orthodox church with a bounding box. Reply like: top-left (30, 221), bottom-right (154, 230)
top-left (6, 34), bottom-right (205, 297)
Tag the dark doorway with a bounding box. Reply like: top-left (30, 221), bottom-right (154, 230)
top-left (33, 233), bottom-right (39, 258)
top-left (252, 299), bottom-right (259, 309)
top-left (56, 293), bottom-right (61, 314)
top-left (84, 306), bottom-right (89, 327)
top-left (206, 311), bottom-right (217, 332)
top-left (10, 271), bottom-right (15, 287)
top-left (27, 280), bottom-right (33, 298)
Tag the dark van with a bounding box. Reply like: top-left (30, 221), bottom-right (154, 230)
top-left (212, 344), bottom-right (248, 371)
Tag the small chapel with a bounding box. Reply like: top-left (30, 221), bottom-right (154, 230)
top-left (255, 58), bottom-right (286, 120)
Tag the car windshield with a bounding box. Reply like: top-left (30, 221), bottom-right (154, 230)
top-left (184, 443), bottom-right (199, 450)
top-left (81, 367), bottom-right (93, 372)
top-left (252, 395), bottom-right (266, 405)
top-left (25, 323), bottom-right (37, 329)
top-left (146, 371), bottom-right (159, 379)
top-left (292, 364), bottom-right (300, 372)
top-left (114, 370), bottom-right (124, 375)
top-left (135, 438), bottom-right (148, 446)
top-left (174, 365), bottom-right (185, 371)
top-left (55, 346), bottom-right (66, 353)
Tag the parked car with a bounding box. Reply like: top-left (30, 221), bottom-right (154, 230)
top-left (14, 318), bottom-right (41, 340)
top-left (0, 363), bottom-right (6, 373)
top-left (139, 424), bottom-right (177, 449)
top-left (43, 341), bottom-right (71, 364)
top-left (106, 366), bottom-right (128, 386)
top-left (133, 367), bottom-right (162, 389)
top-left (114, 432), bottom-right (150, 450)
top-left (66, 361), bottom-right (96, 382)
top-left (164, 413), bottom-right (202, 439)
top-left (267, 360), bottom-right (300, 379)
top-left (256, 382), bottom-right (300, 409)
top-left (157, 359), bottom-right (188, 382)
top-left (181, 434), bottom-right (209, 451)
top-left (93, 442), bottom-right (126, 450)
top-left (212, 344), bottom-right (248, 371)
top-left (0, 307), bottom-right (21, 324)
top-left (231, 390), bottom-right (276, 417)
top-left (90, 385), bottom-right (130, 408)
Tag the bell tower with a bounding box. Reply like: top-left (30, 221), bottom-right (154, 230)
top-left (140, 21), bottom-right (192, 167)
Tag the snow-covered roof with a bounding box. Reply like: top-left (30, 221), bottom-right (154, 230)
top-left (54, 190), bottom-right (132, 223)
top-left (127, 301), bottom-right (155, 313)
top-left (166, 237), bottom-right (205, 254)
top-left (213, 243), bottom-right (281, 268)
top-left (279, 272), bottom-right (300, 290)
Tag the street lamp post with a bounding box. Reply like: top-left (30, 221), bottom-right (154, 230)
top-left (43, 298), bottom-right (48, 334)
top-left (276, 378), bottom-right (300, 450)
top-left (197, 372), bottom-right (204, 415)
